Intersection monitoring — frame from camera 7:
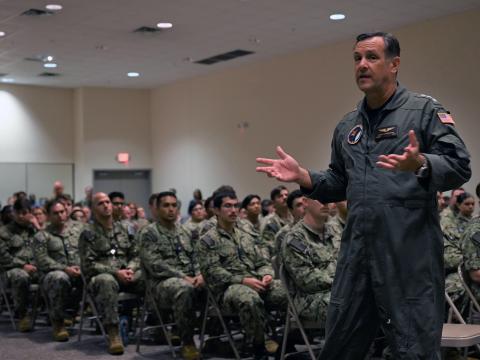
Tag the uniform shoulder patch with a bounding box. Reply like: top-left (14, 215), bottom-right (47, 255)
top-left (201, 234), bottom-right (215, 248)
top-left (266, 222), bottom-right (280, 234)
top-left (437, 112), bottom-right (455, 126)
top-left (287, 237), bottom-right (308, 254)
top-left (80, 229), bottom-right (95, 242)
top-left (472, 232), bottom-right (480, 247)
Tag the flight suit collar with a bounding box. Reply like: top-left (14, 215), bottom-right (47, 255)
top-left (357, 82), bottom-right (409, 116)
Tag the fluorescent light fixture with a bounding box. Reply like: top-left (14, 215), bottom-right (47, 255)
top-left (44, 63), bottom-right (58, 68)
top-left (127, 72), bottom-right (140, 77)
top-left (1, 78), bottom-right (15, 83)
top-left (0, 31), bottom-right (6, 37)
top-left (330, 13), bottom-right (346, 21)
top-left (46, 4), bottom-right (63, 11)
top-left (156, 22), bottom-right (173, 29)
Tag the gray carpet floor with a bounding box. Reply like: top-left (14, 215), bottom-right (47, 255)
top-left (0, 315), bottom-right (192, 360)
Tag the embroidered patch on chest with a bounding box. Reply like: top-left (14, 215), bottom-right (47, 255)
top-left (347, 124), bottom-right (363, 145)
top-left (375, 125), bottom-right (398, 141)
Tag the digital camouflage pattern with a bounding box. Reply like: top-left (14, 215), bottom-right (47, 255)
top-left (259, 213), bottom-right (293, 259)
top-left (461, 217), bottom-right (480, 299)
top-left (198, 225), bottom-right (286, 343)
top-left (33, 221), bottom-right (84, 321)
top-left (79, 221), bottom-right (142, 325)
top-left (282, 220), bottom-right (337, 322)
top-left (443, 213), bottom-right (472, 300)
top-left (326, 214), bottom-right (346, 257)
top-left (139, 221), bottom-right (203, 340)
top-left (0, 222), bottom-right (37, 316)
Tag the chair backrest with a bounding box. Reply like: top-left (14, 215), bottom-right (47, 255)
top-left (445, 291), bottom-right (467, 325)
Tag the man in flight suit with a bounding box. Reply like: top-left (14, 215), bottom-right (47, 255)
top-left (256, 32), bottom-right (471, 359)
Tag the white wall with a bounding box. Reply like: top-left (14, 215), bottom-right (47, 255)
top-left (0, 84), bottom-right (73, 163)
top-left (1, 9), bottom-right (479, 208)
top-left (150, 9), bottom-right (480, 208)
top-left (73, 87), bottom-right (152, 200)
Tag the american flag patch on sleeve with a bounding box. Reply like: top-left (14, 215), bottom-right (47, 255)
top-left (437, 112), bottom-right (455, 125)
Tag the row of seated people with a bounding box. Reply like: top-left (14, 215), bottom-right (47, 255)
top-left (0, 185), bottom-right (343, 360)
top-left (2, 183), bottom-right (479, 359)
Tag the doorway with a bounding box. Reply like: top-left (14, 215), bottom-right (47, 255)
top-left (93, 169), bottom-right (152, 218)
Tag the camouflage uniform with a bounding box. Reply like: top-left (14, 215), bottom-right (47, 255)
top-left (461, 217), bottom-right (480, 299)
top-left (326, 214), bottom-right (346, 257)
top-left (139, 222), bottom-right (202, 340)
top-left (183, 218), bottom-right (204, 236)
top-left (443, 213), bottom-right (472, 300)
top-left (281, 220), bottom-right (337, 322)
top-left (33, 221), bottom-right (84, 321)
top-left (79, 221), bottom-right (142, 326)
top-left (0, 222), bottom-right (38, 316)
top-left (260, 213), bottom-right (293, 259)
top-left (440, 207), bottom-right (457, 231)
top-left (198, 226), bottom-right (287, 344)
top-left (199, 217), bottom-right (217, 237)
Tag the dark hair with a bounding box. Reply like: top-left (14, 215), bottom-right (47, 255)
top-left (456, 192), bottom-right (473, 205)
top-left (108, 191), bottom-right (125, 201)
top-left (261, 199), bottom-right (273, 217)
top-left (212, 185), bottom-right (235, 198)
top-left (476, 183), bottom-right (480, 198)
top-left (156, 191), bottom-right (177, 207)
top-left (148, 193), bottom-right (158, 206)
top-left (356, 32), bottom-right (400, 58)
top-left (270, 185), bottom-right (287, 201)
top-left (193, 189), bottom-right (203, 200)
top-left (241, 194), bottom-right (261, 210)
top-left (213, 191), bottom-right (237, 209)
top-left (45, 199), bottom-right (65, 214)
top-left (1, 205), bottom-right (14, 225)
top-left (204, 196), bottom-right (214, 210)
top-left (14, 191), bottom-right (27, 200)
top-left (188, 200), bottom-right (203, 215)
top-left (56, 194), bottom-right (73, 203)
top-left (13, 198), bottom-right (31, 213)
top-left (287, 190), bottom-right (304, 210)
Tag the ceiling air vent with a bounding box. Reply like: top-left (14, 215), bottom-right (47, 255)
top-left (195, 49), bottom-right (254, 65)
top-left (22, 8), bottom-right (54, 16)
top-left (134, 26), bottom-right (161, 33)
top-left (38, 72), bottom-right (60, 77)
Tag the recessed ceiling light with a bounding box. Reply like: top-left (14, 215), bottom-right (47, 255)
top-left (127, 72), bottom-right (140, 77)
top-left (46, 4), bottom-right (63, 11)
top-left (1, 78), bottom-right (15, 83)
top-left (330, 13), bottom-right (346, 21)
top-left (44, 63), bottom-right (57, 68)
top-left (0, 31), bottom-right (6, 37)
top-left (156, 22), bottom-right (173, 29)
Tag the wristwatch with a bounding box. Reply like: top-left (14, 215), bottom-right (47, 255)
top-left (415, 157), bottom-right (430, 178)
